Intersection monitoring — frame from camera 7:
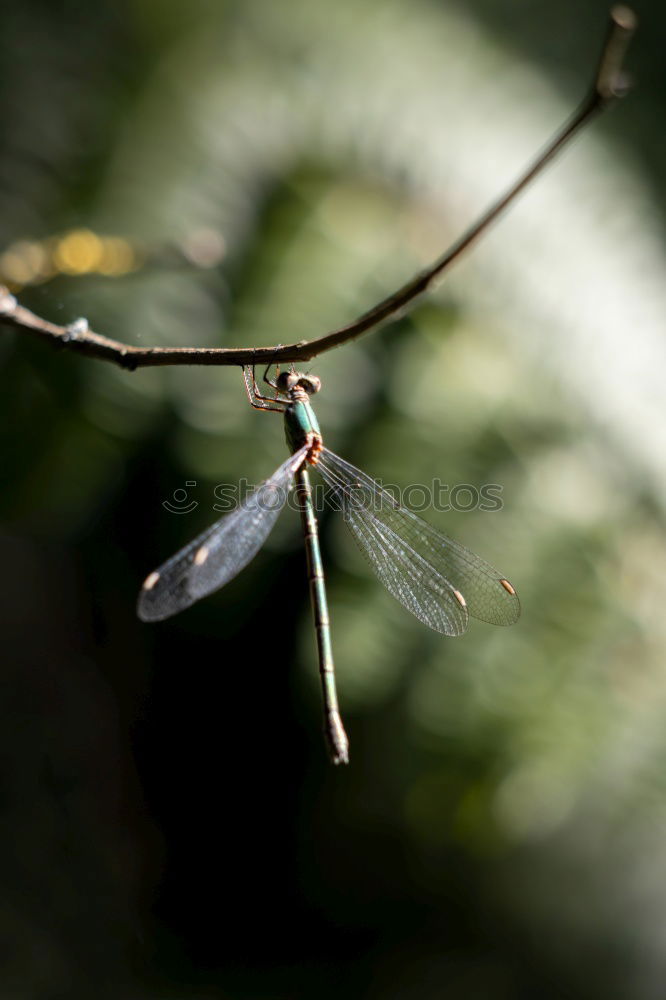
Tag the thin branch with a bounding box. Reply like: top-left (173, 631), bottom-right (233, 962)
top-left (0, 6), bottom-right (636, 372)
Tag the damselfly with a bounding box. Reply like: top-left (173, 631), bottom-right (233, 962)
top-left (138, 367), bottom-right (520, 764)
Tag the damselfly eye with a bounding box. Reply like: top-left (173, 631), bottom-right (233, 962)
top-left (298, 375), bottom-right (321, 395)
top-left (276, 371), bottom-right (298, 391)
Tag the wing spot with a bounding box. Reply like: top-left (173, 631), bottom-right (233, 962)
top-left (194, 546), bottom-right (210, 566)
top-left (143, 571), bottom-right (160, 591)
top-left (500, 578), bottom-right (516, 595)
top-left (453, 589), bottom-right (466, 608)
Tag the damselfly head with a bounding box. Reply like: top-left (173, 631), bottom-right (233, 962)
top-left (297, 374), bottom-right (321, 395)
top-left (276, 370), bottom-right (321, 396)
top-left (276, 371), bottom-right (299, 392)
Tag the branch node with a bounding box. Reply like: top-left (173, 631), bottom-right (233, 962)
top-left (0, 288), bottom-right (17, 315)
top-left (64, 318), bottom-right (90, 343)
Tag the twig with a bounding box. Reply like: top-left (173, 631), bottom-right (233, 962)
top-left (0, 6), bottom-right (636, 372)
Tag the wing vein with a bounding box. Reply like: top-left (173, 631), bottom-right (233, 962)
top-left (317, 448), bottom-right (519, 632)
top-left (138, 445), bottom-right (309, 621)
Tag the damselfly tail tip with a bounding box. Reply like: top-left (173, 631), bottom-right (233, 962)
top-left (327, 715), bottom-right (350, 765)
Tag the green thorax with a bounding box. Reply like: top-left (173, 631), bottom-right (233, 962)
top-left (284, 398), bottom-right (321, 454)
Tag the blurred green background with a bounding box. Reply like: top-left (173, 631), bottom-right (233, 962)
top-left (1, 0), bottom-right (665, 997)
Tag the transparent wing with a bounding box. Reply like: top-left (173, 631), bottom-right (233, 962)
top-left (138, 445), bottom-right (309, 622)
top-left (317, 449), bottom-right (520, 636)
